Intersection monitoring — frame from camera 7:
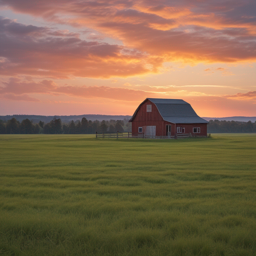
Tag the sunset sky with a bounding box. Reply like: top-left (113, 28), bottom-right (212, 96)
top-left (0, 0), bottom-right (256, 117)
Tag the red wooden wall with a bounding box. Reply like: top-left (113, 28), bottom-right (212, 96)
top-left (131, 99), bottom-right (207, 137)
top-left (173, 123), bottom-right (207, 137)
top-left (132, 99), bottom-right (165, 136)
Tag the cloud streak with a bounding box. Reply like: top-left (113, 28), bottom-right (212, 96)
top-left (226, 91), bottom-right (256, 100)
top-left (1, 78), bottom-right (255, 104)
top-left (0, 78), bottom-right (155, 102)
top-left (1, 77), bottom-right (256, 116)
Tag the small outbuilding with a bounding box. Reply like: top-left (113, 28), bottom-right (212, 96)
top-left (129, 98), bottom-right (208, 138)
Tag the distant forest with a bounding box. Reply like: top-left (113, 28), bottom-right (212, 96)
top-left (0, 118), bottom-right (256, 134)
top-left (207, 120), bottom-right (256, 133)
top-left (0, 118), bottom-right (130, 134)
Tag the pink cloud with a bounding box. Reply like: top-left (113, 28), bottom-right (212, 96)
top-left (0, 93), bottom-right (39, 102)
top-left (204, 67), bottom-right (233, 75)
top-left (0, 78), bottom-right (155, 101)
top-left (0, 17), bottom-right (160, 78)
top-left (226, 91), bottom-right (256, 100)
top-left (1, 78), bottom-right (256, 116)
top-left (0, 0), bottom-right (255, 81)
top-left (0, 78), bottom-right (57, 94)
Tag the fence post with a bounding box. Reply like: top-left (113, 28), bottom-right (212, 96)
top-left (117, 131), bottom-right (119, 139)
top-left (96, 131), bottom-right (97, 139)
top-left (128, 132), bottom-right (130, 138)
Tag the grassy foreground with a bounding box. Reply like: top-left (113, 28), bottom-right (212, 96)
top-left (0, 134), bottom-right (256, 256)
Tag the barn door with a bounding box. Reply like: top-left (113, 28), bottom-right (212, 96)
top-left (166, 125), bottom-right (171, 137)
top-left (145, 126), bottom-right (156, 138)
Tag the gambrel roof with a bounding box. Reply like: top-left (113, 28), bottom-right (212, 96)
top-left (130, 98), bottom-right (208, 124)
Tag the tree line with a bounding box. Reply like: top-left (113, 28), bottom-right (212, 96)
top-left (1, 118), bottom-right (256, 134)
top-left (208, 120), bottom-right (256, 133)
top-left (0, 118), bottom-right (130, 134)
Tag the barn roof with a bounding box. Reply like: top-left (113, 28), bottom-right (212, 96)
top-left (130, 98), bottom-right (208, 124)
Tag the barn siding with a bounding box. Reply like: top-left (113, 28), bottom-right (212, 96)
top-left (131, 99), bottom-right (207, 137)
top-left (133, 99), bottom-right (163, 122)
top-left (175, 123), bottom-right (208, 137)
top-left (132, 99), bottom-right (165, 136)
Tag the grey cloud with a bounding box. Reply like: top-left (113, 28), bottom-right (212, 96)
top-left (0, 17), bottom-right (155, 78)
top-left (0, 16), bottom-right (46, 35)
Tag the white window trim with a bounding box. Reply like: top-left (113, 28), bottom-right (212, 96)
top-left (138, 127), bottom-right (143, 133)
top-left (193, 127), bottom-right (201, 133)
top-left (177, 127), bottom-right (185, 133)
top-left (146, 104), bottom-right (152, 112)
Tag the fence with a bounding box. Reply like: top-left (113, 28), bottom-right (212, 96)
top-left (95, 132), bottom-right (203, 139)
top-left (96, 132), bottom-right (131, 139)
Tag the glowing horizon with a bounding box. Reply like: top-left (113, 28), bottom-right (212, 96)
top-left (0, 0), bottom-right (256, 117)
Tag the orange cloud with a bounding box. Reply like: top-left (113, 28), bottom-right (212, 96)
top-left (0, 78), bottom-right (57, 94)
top-left (0, 93), bottom-right (39, 102)
top-left (0, 17), bottom-right (161, 78)
top-left (1, 79), bottom-right (256, 116)
top-left (1, 77), bottom-right (256, 116)
top-left (204, 67), bottom-right (233, 75)
top-left (226, 91), bottom-right (256, 100)
top-left (0, 78), bottom-right (156, 102)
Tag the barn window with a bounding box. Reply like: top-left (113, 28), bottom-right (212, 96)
top-left (177, 127), bottom-right (185, 133)
top-left (138, 127), bottom-right (143, 133)
top-left (146, 104), bottom-right (152, 112)
top-left (193, 127), bottom-right (201, 133)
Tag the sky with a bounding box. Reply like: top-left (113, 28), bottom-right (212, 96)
top-left (0, 0), bottom-right (256, 117)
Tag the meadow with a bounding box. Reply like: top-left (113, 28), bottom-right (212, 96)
top-left (0, 134), bottom-right (256, 256)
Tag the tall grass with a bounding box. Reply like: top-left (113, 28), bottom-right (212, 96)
top-left (0, 134), bottom-right (256, 255)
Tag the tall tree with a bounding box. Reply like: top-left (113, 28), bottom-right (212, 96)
top-left (76, 120), bottom-right (81, 134)
top-left (115, 121), bottom-right (124, 132)
top-left (43, 123), bottom-right (52, 134)
top-left (81, 118), bottom-right (88, 133)
top-left (20, 119), bottom-right (33, 134)
top-left (33, 124), bottom-right (40, 134)
top-left (39, 121), bottom-right (44, 128)
top-left (245, 121), bottom-right (254, 132)
top-left (0, 120), bottom-right (6, 134)
top-left (100, 120), bottom-right (108, 133)
top-left (68, 120), bottom-right (76, 134)
top-left (6, 118), bottom-right (20, 134)
top-left (88, 120), bottom-right (93, 134)
top-left (43, 118), bottom-right (62, 134)
top-left (53, 118), bottom-right (62, 134)
top-left (109, 124), bottom-right (115, 133)
top-left (93, 120), bottom-right (100, 133)
top-left (62, 124), bottom-right (69, 134)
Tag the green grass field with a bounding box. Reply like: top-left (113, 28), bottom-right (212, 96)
top-left (0, 134), bottom-right (256, 256)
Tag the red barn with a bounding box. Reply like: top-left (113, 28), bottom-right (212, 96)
top-left (129, 98), bottom-right (208, 138)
